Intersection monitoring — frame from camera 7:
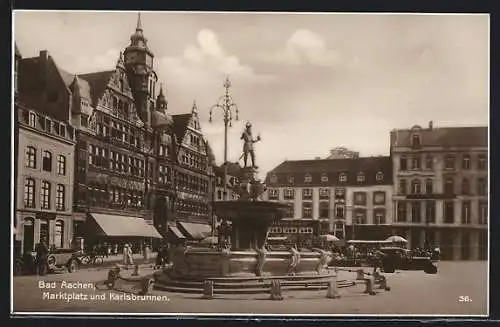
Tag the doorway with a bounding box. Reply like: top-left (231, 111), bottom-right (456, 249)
top-left (23, 218), bottom-right (35, 254)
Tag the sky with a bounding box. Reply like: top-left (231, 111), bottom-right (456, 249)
top-left (14, 11), bottom-right (489, 177)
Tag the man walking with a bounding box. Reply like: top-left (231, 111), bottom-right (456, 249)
top-left (35, 237), bottom-right (49, 276)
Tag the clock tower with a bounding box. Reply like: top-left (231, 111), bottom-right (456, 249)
top-left (124, 13), bottom-right (156, 127)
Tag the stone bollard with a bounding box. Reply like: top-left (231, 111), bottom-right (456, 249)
top-left (356, 269), bottom-right (365, 280)
top-left (106, 266), bottom-right (120, 290)
top-left (202, 280), bottom-right (214, 299)
top-left (364, 277), bottom-right (376, 295)
top-left (326, 276), bottom-right (341, 299)
top-left (132, 264), bottom-right (139, 276)
top-left (269, 280), bottom-right (283, 301)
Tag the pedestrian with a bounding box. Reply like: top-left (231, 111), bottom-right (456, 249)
top-left (113, 243), bottom-right (118, 255)
top-left (35, 237), bottom-right (49, 276)
top-left (107, 244), bottom-right (111, 258)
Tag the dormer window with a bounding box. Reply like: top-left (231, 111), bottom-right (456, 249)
top-left (376, 171), bottom-right (384, 182)
top-left (357, 172), bottom-right (365, 183)
top-left (270, 174), bottom-right (277, 183)
top-left (288, 175), bottom-right (294, 184)
top-left (412, 133), bottom-right (421, 148)
top-left (321, 173), bottom-right (328, 182)
top-left (304, 173), bottom-right (312, 183)
top-left (339, 173), bottom-right (347, 183)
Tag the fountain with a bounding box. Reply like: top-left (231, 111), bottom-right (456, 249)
top-left (153, 122), bottom-right (334, 292)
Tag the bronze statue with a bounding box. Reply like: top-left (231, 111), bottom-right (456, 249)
top-left (240, 122), bottom-right (261, 168)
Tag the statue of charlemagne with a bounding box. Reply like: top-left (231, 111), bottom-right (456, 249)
top-left (240, 122), bottom-right (261, 168)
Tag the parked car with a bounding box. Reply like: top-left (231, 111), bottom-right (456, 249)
top-left (380, 246), bottom-right (438, 274)
top-left (14, 248), bottom-right (82, 276)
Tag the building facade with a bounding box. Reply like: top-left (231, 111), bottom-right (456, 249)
top-left (391, 123), bottom-right (488, 260)
top-left (16, 14), bottom-right (214, 246)
top-left (214, 162), bottom-right (241, 201)
top-left (264, 157), bottom-right (393, 243)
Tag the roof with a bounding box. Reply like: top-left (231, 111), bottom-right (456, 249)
top-left (172, 113), bottom-right (192, 141)
top-left (266, 156), bottom-right (393, 187)
top-left (78, 70), bottom-right (115, 106)
top-left (390, 126), bottom-right (487, 148)
top-left (70, 75), bottom-right (91, 100)
top-left (56, 65), bottom-right (75, 89)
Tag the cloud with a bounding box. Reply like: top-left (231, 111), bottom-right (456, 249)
top-left (72, 49), bottom-right (121, 74)
top-left (158, 29), bottom-right (276, 88)
top-left (257, 29), bottom-right (343, 68)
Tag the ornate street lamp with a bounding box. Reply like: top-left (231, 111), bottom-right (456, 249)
top-left (209, 76), bottom-right (239, 201)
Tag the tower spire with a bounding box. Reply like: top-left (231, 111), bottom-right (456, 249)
top-left (136, 12), bottom-right (143, 32)
top-left (192, 100), bottom-right (198, 115)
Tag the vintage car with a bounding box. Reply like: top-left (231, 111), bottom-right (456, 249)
top-left (379, 246), bottom-right (438, 274)
top-left (14, 248), bottom-right (82, 276)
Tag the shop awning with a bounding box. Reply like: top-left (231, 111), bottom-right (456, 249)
top-left (90, 213), bottom-right (162, 238)
top-left (177, 222), bottom-right (211, 240)
top-left (168, 226), bottom-right (186, 239)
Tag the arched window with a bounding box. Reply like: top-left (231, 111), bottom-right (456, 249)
top-left (24, 178), bottom-right (35, 208)
top-left (54, 220), bottom-right (64, 248)
top-left (462, 178), bottom-right (470, 195)
top-left (56, 184), bottom-right (65, 211)
top-left (411, 133), bottom-right (421, 148)
top-left (425, 179), bottom-right (433, 194)
top-left (57, 155), bottom-right (66, 175)
top-left (444, 178), bottom-right (455, 194)
top-left (304, 173), bottom-right (312, 183)
top-left (25, 146), bottom-right (37, 168)
top-left (40, 181), bottom-right (51, 209)
top-left (411, 179), bottom-right (421, 194)
top-left (42, 151), bottom-right (52, 172)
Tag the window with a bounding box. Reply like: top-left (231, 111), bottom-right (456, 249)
top-left (55, 220), bottom-right (64, 248)
top-left (270, 174), bottom-right (277, 183)
top-left (411, 156), bottom-right (421, 170)
top-left (425, 201), bottom-right (436, 223)
top-left (376, 172), bottom-right (384, 182)
top-left (339, 173), bottom-right (347, 183)
top-left (268, 189), bottom-right (279, 200)
top-left (461, 201), bottom-right (471, 224)
top-left (425, 179), bottom-right (433, 194)
top-left (302, 188), bottom-right (313, 200)
top-left (374, 209), bottom-right (386, 225)
top-left (397, 202), bottom-right (407, 222)
top-left (321, 173), bottom-right (328, 182)
top-left (398, 179), bottom-right (407, 195)
top-left (462, 154), bottom-right (471, 170)
top-left (304, 173), bottom-right (312, 183)
top-left (56, 184), bottom-right (65, 211)
top-left (319, 188), bottom-right (329, 200)
top-left (284, 203), bottom-right (294, 218)
top-left (302, 202), bottom-right (312, 218)
top-left (319, 202), bottom-right (329, 218)
top-left (40, 181), bottom-right (51, 209)
top-left (57, 155), bottom-right (66, 175)
top-left (479, 202), bottom-right (488, 225)
top-left (373, 191), bottom-right (386, 205)
top-left (411, 134), bottom-right (421, 148)
top-left (353, 192), bottom-right (366, 205)
top-left (335, 205), bottom-right (345, 218)
top-left (477, 178), bottom-right (487, 196)
top-left (284, 189), bottom-right (295, 200)
top-left (42, 151), bottom-right (52, 172)
top-left (478, 154), bottom-right (487, 170)
top-left (39, 220), bottom-right (49, 245)
top-left (81, 114), bottom-right (89, 127)
top-left (425, 155), bottom-right (433, 170)
top-left (411, 202), bottom-right (421, 223)
top-left (411, 179), bottom-right (421, 194)
top-left (28, 112), bottom-right (36, 127)
top-left (400, 156), bottom-right (407, 171)
top-left (357, 172), bottom-right (365, 183)
top-left (25, 146), bottom-right (37, 168)
top-left (461, 178), bottom-right (470, 194)
top-left (287, 175), bottom-right (294, 184)
top-left (444, 201), bottom-right (455, 223)
top-left (353, 209), bottom-right (366, 225)
top-left (444, 178), bottom-right (454, 194)
top-left (335, 188), bottom-right (346, 199)
top-left (24, 178), bottom-right (35, 208)
top-left (444, 155), bottom-right (455, 170)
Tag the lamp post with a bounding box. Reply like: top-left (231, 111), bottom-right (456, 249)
top-left (209, 77), bottom-right (239, 201)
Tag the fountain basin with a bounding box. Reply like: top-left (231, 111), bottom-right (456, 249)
top-left (166, 246), bottom-right (331, 279)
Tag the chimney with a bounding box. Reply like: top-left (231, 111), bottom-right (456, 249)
top-left (39, 50), bottom-right (49, 88)
top-left (429, 121), bottom-right (433, 130)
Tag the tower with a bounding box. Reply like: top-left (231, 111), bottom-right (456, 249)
top-left (156, 84), bottom-right (167, 113)
top-left (124, 12), bottom-right (157, 127)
